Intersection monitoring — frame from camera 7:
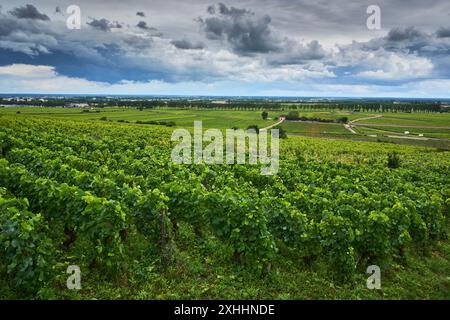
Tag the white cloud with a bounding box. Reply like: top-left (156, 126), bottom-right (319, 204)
top-left (1, 63), bottom-right (449, 98)
top-left (353, 51), bottom-right (433, 80)
top-left (0, 64), bottom-right (57, 78)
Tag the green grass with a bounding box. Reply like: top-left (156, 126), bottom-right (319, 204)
top-left (358, 113), bottom-right (450, 127)
top-left (357, 125), bottom-right (450, 139)
top-left (0, 107), bottom-right (276, 129)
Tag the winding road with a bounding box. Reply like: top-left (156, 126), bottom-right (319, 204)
top-left (260, 116), bottom-right (285, 131)
top-left (344, 115), bottom-right (383, 134)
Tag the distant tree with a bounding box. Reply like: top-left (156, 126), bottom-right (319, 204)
top-left (337, 116), bottom-right (348, 124)
top-left (286, 111), bottom-right (299, 120)
top-left (261, 111), bottom-right (268, 120)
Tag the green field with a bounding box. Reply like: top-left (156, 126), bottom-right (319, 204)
top-left (2, 107), bottom-right (450, 147)
top-left (0, 107), bottom-right (275, 129)
top-left (357, 113), bottom-right (450, 127)
top-left (0, 109), bottom-right (449, 300)
top-left (356, 125), bottom-right (450, 139)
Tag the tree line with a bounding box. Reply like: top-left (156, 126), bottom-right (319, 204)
top-left (1, 98), bottom-right (448, 113)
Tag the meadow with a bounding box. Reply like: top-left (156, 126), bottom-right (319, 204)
top-left (1, 107), bottom-right (271, 129)
top-left (2, 106), bottom-right (448, 148)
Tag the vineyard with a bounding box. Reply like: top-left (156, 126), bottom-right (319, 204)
top-left (0, 115), bottom-right (449, 299)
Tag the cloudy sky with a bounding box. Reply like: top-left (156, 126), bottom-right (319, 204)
top-left (1, 0), bottom-right (450, 97)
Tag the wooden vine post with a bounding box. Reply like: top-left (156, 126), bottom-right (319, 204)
top-left (159, 207), bottom-right (170, 270)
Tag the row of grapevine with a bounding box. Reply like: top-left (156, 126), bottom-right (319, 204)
top-left (0, 116), bottom-right (448, 292)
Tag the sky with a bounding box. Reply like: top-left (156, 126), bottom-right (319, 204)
top-left (1, 0), bottom-right (450, 97)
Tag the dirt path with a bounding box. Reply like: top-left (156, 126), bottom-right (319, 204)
top-left (344, 124), bottom-right (357, 134)
top-left (353, 123), bottom-right (450, 129)
top-left (349, 115), bottom-right (383, 124)
top-left (344, 115), bottom-right (383, 134)
top-left (384, 135), bottom-right (450, 142)
top-left (261, 116), bottom-right (285, 131)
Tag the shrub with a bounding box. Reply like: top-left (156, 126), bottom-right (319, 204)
top-left (136, 120), bottom-right (175, 127)
top-left (387, 152), bottom-right (401, 168)
top-left (337, 117), bottom-right (348, 124)
top-left (286, 111), bottom-right (299, 120)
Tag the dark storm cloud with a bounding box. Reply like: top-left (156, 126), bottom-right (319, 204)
top-left (269, 40), bottom-right (327, 65)
top-left (87, 18), bottom-right (122, 31)
top-left (300, 40), bottom-right (326, 60)
top-left (2, 0), bottom-right (450, 91)
top-left (136, 21), bottom-right (162, 36)
top-left (0, 12), bottom-right (56, 55)
top-left (206, 5), bottom-right (215, 14)
top-left (171, 39), bottom-right (205, 50)
top-left (0, 8), bottom-right (168, 83)
top-left (436, 27), bottom-right (450, 38)
top-left (336, 26), bottom-right (450, 79)
top-left (9, 4), bottom-right (50, 20)
top-left (136, 21), bottom-right (150, 29)
top-left (357, 26), bottom-right (450, 57)
top-left (198, 3), bottom-right (279, 55)
top-left (199, 2), bottom-right (330, 65)
top-left (216, 2), bottom-right (250, 17)
top-left (386, 27), bottom-right (424, 42)
top-left (87, 18), bottom-right (111, 31)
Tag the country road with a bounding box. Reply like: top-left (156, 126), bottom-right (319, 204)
top-left (349, 115), bottom-right (383, 124)
top-left (344, 124), bottom-right (357, 134)
top-left (344, 115), bottom-right (383, 134)
top-left (385, 135), bottom-right (449, 141)
top-left (261, 116), bottom-right (285, 131)
top-left (353, 123), bottom-right (450, 129)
